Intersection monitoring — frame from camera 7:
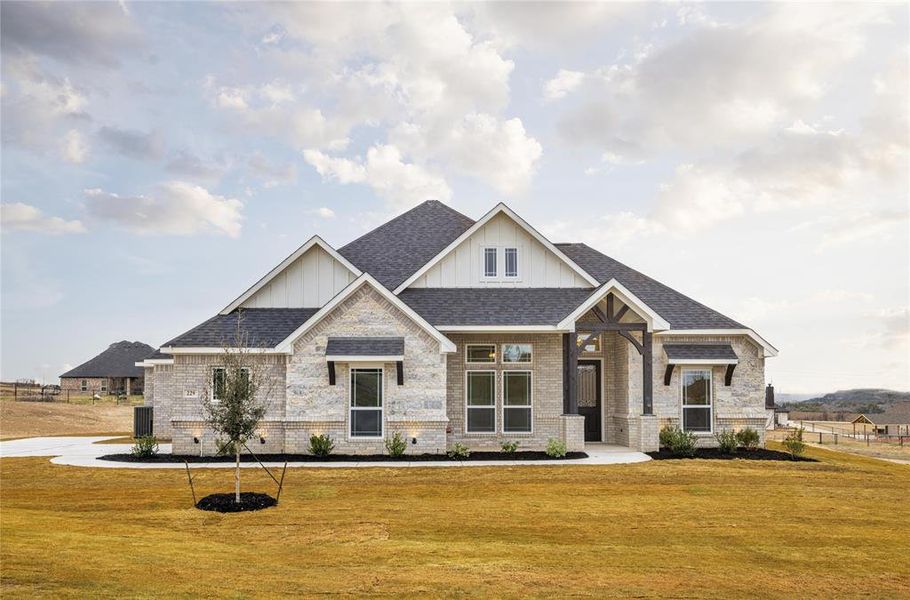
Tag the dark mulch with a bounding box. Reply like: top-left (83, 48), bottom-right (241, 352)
top-left (196, 492), bottom-right (277, 513)
top-left (98, 451), bottom-right (588, 463)
top-left (647, 448), bottom-right (817, 462)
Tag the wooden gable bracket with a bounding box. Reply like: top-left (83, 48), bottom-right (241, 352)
top-left (396, 361), bottom-right (404, 386)
top-left (327, 361), bottom-right (336, 386)
top-left (724, 364), bottom-right (736, 386)
top-left (664, 364), bottom-right (675, 386)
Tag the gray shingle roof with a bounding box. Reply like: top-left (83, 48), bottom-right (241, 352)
top-left (663, 344), bottom-right (738, 362)
top-left (399, 288), bottom-right (594, 326)
top-left (867, 401), bottom-right (910, 425)
top-left (163, 308), bottom-right (318, 348)
top-left (338, 200), bottom-right (475, 290)
top-left (144, 349), bottom-right (172, 360)
top-left (61, 341), bottom-right (156, 378)
top-left (326, 337), bottom-right (404, 357)
top-left (556, 243), bottom-right (745, 329)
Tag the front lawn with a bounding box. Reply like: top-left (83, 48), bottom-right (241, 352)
top-left (1, 443), bottom-right (907, 598)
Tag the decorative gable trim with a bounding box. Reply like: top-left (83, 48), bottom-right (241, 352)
top-left (557, 278), bottom-right (672, 332)
top-left (220, 236), bottom-right (362, 315)
top-left (392, 203), bottom-right (600, 293)
top-left (274, 273), bottom-right (456, 354)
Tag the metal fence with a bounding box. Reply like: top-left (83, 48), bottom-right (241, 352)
top-left (0, 382), bottom-right (141, 405)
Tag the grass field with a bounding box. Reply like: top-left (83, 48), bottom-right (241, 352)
top-left (1, 443), bottom-right (908, 598)
top-left (0, 400), bottom-right (132, 440)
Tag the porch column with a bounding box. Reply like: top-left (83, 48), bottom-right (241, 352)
top-left (125, 377), bottom-right (131, 396)
top-left (567, 330), bottom-right (578, 414)
top-left (642, 331), bottom-right (653, 415)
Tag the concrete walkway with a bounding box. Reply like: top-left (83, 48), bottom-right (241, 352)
top-left (0, 437), bottom-right (651, 469)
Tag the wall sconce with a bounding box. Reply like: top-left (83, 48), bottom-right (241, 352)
top-left (193, 437), bottom-right (200, 444)
top-left (259, 435), bottom-right (266, 445)
top-left (411, 437), bottom-right (417, 445)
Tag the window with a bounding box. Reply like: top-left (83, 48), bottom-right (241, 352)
top-left (466, 344), bottom-right (496, 364)
top-left (483, 247), bottom-right (498, 277)
top-left (466, 371), bottom-right (495, 433)
top-left (212, 367), bottom-right (249, 402)
top-left (80, 379), bottom-right (87, 392)
top-left (503, 371), bottom-right (532, 433)
top-left (577, 333), bottom-right (601, 354)
top-left (504, 247), bottom-right (518, 278)
top-left (502, 343), bottom-right (532, 364)
top-left (100, 380), bottom-right (108, 392)
top-left (350, 368), bottom-right (383, 437)
top-left (682, 369), bottom-right (712, 433)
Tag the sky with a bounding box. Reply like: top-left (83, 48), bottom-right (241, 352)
top-left (1, 1), bottom-right (908, 394)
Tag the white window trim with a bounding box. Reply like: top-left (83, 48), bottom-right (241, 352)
top-left (502, 370), bottom-right (533, 434)
top-left (80, 379), bottom-right (87, 392)
top-left (465, 370), bottom-right (497, 435)
top-left (465, 343), bottom-right (497, 365)
top-left (349, 367), bottom-right (384, 440)
top-left (680, 367), bottom-right (713, 435)
top-left (481, 246), bottom-right (498, 279)
top-left (504, 246), bottom-right (519, 279)
top-left (211, 366), bottom-right (250, 403)
top-left (500, 343), bottom-right (533, 365)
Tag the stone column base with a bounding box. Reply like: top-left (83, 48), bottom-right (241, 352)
top-left (560, 414), bottom-right (585, 452)
top-left (611, 414), bottom-right (659, 452)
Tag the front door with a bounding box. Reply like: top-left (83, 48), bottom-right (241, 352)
top-left (577, 360), bottom-right (602, 442)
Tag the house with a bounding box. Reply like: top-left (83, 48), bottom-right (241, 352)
top-left (137, 201), bottom-right (777, 455)
top-left (61, 341), bottom-right (155, 396)
top-left (850, 402), bottom-right (910, 436)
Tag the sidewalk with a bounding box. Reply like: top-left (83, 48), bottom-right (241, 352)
top-left (0, 437), bottom-right (651, 469)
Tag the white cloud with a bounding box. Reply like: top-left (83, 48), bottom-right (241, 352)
top-left (304, 144), bottom-right (451, 210)
top-left (309, 207), bottom-right (335, 219)
top-left (543, 69), bottom-right (585, 101)
top-left (60, 129), bottom-right (88, 164)
top-left (1, 202), bottom-right (86, 234)
top-left (84, 182), bottom-right (244, 237)
top-left (815, 211), bottom-right (909, 252)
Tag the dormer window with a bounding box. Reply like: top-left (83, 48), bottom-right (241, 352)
top-left (504, 247), bottom-right (518, 278)
top-left (483, 247), bottom-right (498, 277)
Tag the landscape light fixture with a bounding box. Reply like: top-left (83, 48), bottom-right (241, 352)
top-left (260, 436), bottom-right (266, 445)
top-left (193, 437), bottom-right (199, 444)
top-left (411, 437), bottom-right (417, 445)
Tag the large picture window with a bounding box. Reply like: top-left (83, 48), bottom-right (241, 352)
top-left (351, 368), bottom-right (383, 437)
top-left (503, 371), bottom-right (532, 433)
top-left (682, 369), bottom-right (712, 433)
top-left (466, 371), bottom-right (495, 433)
top-left (212, 367), bottom-right (249, 402)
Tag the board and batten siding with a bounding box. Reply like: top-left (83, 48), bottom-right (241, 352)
top-left (240, 244), bottom-right (356, 309)
top-left (408, 213), bottom-right (592, 288)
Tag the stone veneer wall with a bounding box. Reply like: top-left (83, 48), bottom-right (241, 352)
top-left (60, 377), bottom-right (109, 394)
top-left (445, 333), bottom-right (565, 451)
top-left (149, 364), bottom-right (175, 440)
top-left (285, 285), bottom-right (448, 455)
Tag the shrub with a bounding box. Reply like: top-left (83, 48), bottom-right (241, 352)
top-left (308, 434), bottom-right (335, 457)
top-left (385, 432), bottom-right (407, 458)
top-left (545, 438), bottom-right (567, 458)
top-left (130, 435), bottom-right (159, 458)
top-left (500, 440), bottom-right (519, 454)
top-left (447, 442), bottom-right (470, 459)
top-left (736, 427), bottom-right (761, 450)
top-left (660, 426), bottom-right (697, 457)
top-left (714, 429), bottom-right (737, 454)
top-left (783, 428), bottom-right (806, 459)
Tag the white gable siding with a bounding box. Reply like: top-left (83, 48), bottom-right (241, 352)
top-left (240, 244), bottom-right (355, 308)
top-left (408, 213), bottom-right (592, 289)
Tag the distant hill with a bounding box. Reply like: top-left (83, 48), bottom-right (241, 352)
top-left (780, 389), bottom-right (910, 415)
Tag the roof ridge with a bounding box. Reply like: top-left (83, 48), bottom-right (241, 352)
top-left (339, 200), bottom-right (474, 252)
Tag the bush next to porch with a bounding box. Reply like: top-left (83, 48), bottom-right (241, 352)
top-left (659, 426), bottom-right (697, 457)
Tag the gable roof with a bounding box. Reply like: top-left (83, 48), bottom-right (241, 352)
top-left (393, 203), bottom-right (599, 293)
top-left (555, 243), bottom-right (745, 330)
top-left (220, 235), bottom-right (361, 315)
top-left (859, 402), bottom-right (910, 425)
top-left (338, 200), bottom-right (475, 290)
top-left (61, 341), bottom-right (155, 378)
top-left (162, 308), bottom-right (319, 350)
top-left (557, 278), bottom-right (672, 332)
top-left (275, 273), bottom-right (456, 353)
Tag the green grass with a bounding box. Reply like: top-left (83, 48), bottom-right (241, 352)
top-left (1, 443), bottom-right (908, 598)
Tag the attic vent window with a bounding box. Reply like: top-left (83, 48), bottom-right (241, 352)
top-left (504, 247), bottom-right (518, 278)
top-left (483, 247), bottom-right (497, 277)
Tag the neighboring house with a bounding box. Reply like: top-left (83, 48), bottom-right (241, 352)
top-left (61, 341), bottom-right (154, 396)
top-left (137, 201), bottom-right (776, 454)
top-left (850, 402), bottom-right (910, 436)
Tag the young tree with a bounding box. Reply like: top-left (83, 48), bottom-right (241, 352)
top-left (200, 318), bottom-right (276, 503)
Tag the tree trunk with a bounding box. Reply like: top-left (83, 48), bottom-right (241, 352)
top-left (235, 442), bottom-right (241, 503)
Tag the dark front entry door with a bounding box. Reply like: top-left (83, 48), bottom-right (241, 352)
top-left (577, 360), bottom-right (602, 442)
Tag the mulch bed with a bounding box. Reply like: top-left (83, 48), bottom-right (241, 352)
top-left (196, 492), bottom-right (277, 513)
top-left (98, 451), bottom-right (588, 463)
top-left (647, 448), bottom-right (816, 462)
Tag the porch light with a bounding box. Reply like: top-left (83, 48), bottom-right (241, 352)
top-left (193, 437), bottom-right (199, 444)
top-left (259, 435), bottom-right (266, 445)
top-left (411, 437), bottom-right (417, 445)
